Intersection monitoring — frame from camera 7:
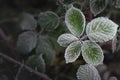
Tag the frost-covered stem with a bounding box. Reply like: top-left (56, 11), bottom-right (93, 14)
top-left (81, 35), bottom-right (88, 41)
top-left (88, 0), bottom-right (93, 21)
top-left (0, 53), bottom-right (52, 80)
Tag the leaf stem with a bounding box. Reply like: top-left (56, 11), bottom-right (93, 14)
top-left (0, 53), bottom-right (52, 80)
top-left (81, 35), bottom-right (88, 41)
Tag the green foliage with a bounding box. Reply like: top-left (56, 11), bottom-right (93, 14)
top-left (82, 41), bottom-right (104, 65)
top-left (65, 6), bottom-right (85, 37)
top-left (36, 35), bottom-right (55, 65)
top-left (76, 64), bottom-right (101, 80)
top-left (38, 11), bottom-right (60, 31)
top-left (16, 31), bottom-right (37, 54)
top-left (65, 41), bottom-right (81, 63)
top-left (90, 0), bottom-right (108, 16)
top-left (57, 5), bottom-right (118, 80)
top-left (57, 33), bottom-right (78, 47)
top-left (26, 54), bottom-right (45, 72)
top-left (18, 13), bottom-right (37, 31)
top-left (86, 17), bottom-right (118, 42)
top-left (1, 0), bottom-right (120, 80)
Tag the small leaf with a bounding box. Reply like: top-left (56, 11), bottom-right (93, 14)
top-left (65, 41), bottom-right (81, 63)
top-left (26, 54), bottom-right (45, 72)
top-left (17, 31), bottom-right (37, 54)
top-left (36, 35), bottom-right (55, 64)
top-left (38, 11), bottom-right (60, 31)
top-left (57, 33), bottom-right (78, 47)
top-left (86, 17), bottom-right (118, 42)
top-left (18, 13), bottom-right (37, 31)
top-left (82, 41), bottom-right (104, 65)
top-left (76, 64), bottom-right (101, 80)
top-left (65, 6), bottom-right (86, 37)
top-left (90, 0), bottom-right (108, 16)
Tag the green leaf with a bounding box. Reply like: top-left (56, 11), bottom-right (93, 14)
top-left (36, 35), bottom-right (55, 64)
top-left (26, 54), bottom-right (45, 73)
top-left (82, 41), bottom-right (104, 65)
top-left (17, 31), bottom-right (37, 54)
top-left (65, 6), bottom-right (86, 37)
top-left (76, 64), bottom-right (101, 80)
top-left (90, 0), bottom-right (108, 16)
top-left (38, 11), bottom-right (60, 31)
top-left (65, 41), bottom-right (81, 63)
top-left (57, 33), bottom-right (78, 47)
top-left (18, 13), bottom-right (37, 31)
top-left (86, 17), bottom-right (118, 42)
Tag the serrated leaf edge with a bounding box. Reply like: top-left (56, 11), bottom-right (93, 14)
top-left (65, 41), bottom-right (81, 63)
top-left (81, 41), bottom-right (104, 65)
top-left (65, 6), bottom-right (86, 37)
top-left (86, 17), bottom-right (118, 42)
top-left (57, 33), bottom-right (79, 47)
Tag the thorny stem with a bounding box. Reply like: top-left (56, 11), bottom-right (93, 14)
top-left (0, 53), bottom-right (52, 80)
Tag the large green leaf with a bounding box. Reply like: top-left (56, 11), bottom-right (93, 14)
top-left (18, 13), bottom-right (37, 31)
top-left (90, 0), bottom-right (108, 16)
top-left (16, 31), bottom-right (37, 54)
top-left (65, 41), bottom-right (81, 63)
top-left (65, 6), bottom-right (86, 37)
top-left (35, 35), bottom-right (55, 64)
top-left (86, 17), bottom-right (118, 42)
top-left (82, 41), bottom-right (104, 65)
top-left (57, 33), bottom-right (78, 47)
top-left (26, 54), bottom-right (45, 73)
top-left (76, 64), bottom-right (101, 80)
top-left (38, 11), bottom-right (60, 31)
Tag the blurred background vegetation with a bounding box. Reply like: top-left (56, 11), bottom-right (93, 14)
top-left (0, 0), bottom-right (120, 80)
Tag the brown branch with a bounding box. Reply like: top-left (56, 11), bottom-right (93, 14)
top-left (0, 52), bottom-right (52, 80)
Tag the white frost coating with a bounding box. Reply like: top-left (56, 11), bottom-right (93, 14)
top-left (81, 41), bottom-right (104, 65)
top-left (65, 41), bottom-right (81, 63)
top-left (86, 17), bottom-right (118, 42)
top-left (57, 33), bottom-right (78, 47)
top-left (90, 0), bottom-right (108, 16)
top-left (77, 64), bottom-right (101, 80)
top-left (65, 6), bottom-right (86, 37)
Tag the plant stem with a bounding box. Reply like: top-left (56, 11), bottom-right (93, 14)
top-left (81, 35), bottom-right (88, 41)
top-left (0, 53), bottom-right (52, 80)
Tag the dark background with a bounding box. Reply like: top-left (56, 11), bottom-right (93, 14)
top-left (0, 0), bottom-right (120, 80)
